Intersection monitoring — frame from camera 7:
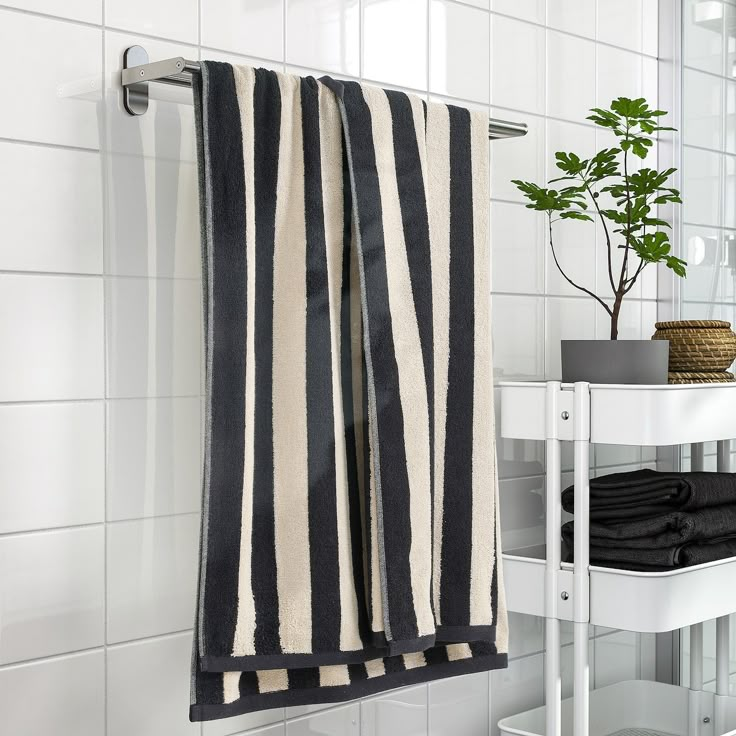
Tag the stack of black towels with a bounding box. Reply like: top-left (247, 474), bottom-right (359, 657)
top-left (561, 468), bottom-right (736, 571)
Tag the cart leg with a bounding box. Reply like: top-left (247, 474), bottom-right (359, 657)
top-left (545, 384), bottom-right (563, 736)
top-left (716, 443), bottom-right (732, 733)
top-left (573, 384), bottom-right (591, 736)
top-left (688, 622), bottom-right (704, 736)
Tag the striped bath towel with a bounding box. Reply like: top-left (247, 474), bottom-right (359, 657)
top-left (190, 61), bottom-right (507, 722)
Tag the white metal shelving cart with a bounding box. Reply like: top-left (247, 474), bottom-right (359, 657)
top-left (497, 381), bottom-right (736, 736)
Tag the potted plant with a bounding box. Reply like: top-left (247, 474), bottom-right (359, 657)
top-left (513, 97), bottom-right (686, 384)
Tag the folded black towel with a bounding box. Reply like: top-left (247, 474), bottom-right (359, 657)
top-left (562, 504), bottom-right (736, 550)
top-left (561, 469), bottom-right (736, 521)
top-left (567, 536), bottom-right (736, 572)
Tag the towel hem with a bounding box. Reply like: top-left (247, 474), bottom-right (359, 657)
top-left (190, 652), bottom-right (508, 721)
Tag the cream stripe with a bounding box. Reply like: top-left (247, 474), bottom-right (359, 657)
top-left (231, 65), bottom-right (257, 656)
top-left (446, 643), bottom-right (473, 661)
top-left (222, 671), bottom-right (241, 704)
top-left (319, 663), bottom-right (351, 687)
top-left (272, 71), bottom-right (311, 652)
top-left (319, 81), bottom-right (363, 652)
top-left (257, 669), bottom-right (289, 693)
top-left (363, 85), bottom-right (434, 638)
top-left (402, 651), bottom-right (427, 670)
top-left (425, 102), bottom-right (451, 624)
top-left (409, 96), bottom-right (429, 192)
top-left (365, 658), bottom-right (386, 678)
top-left (469, 110), bottom-right (494, 626)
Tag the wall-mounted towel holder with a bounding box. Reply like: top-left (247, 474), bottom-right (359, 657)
top-left (121, 45), bottom-right (528, 140)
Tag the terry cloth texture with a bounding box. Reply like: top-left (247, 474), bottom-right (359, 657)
top-left (562, 469), bottom-right (736, 571)
top-left (190, 61), bottom-right (507, 722)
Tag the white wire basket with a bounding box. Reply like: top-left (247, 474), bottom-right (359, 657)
top-left (498, 680), bottom-right (736, 736)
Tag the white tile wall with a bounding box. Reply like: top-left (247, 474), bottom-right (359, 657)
top-left (0, 0), bottom-right (668, 734)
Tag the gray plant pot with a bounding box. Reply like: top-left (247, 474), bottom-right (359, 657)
top-left (561, 339), bottom-right (670, 385)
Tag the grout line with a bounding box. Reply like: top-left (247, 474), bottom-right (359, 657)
top-left (0, 269), bottom-right (201, 281)
top-left (106, 628), bottom-right (194, 651)
top-left (0, 645), bottom-right (106, 671)
top-left (0, 135), bottom-right (99, 154)
top-left (99, 2), bottom-right (110, 728)
top-left (0, 394), bottom-right (200, 408)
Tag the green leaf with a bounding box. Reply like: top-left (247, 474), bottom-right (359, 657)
top-left (559, 211), bottom-right (594, 221)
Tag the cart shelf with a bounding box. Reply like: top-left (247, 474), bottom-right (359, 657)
top-left (504, 549), bottom-right (736, 633)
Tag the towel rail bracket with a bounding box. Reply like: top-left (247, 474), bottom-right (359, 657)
top-left (120, 45), bottom-right (528, 141)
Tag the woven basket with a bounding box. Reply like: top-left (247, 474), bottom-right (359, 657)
top-left (652, 320), bottom-right (736, 372)
top-left (668, 370), bottom-right (735, 384)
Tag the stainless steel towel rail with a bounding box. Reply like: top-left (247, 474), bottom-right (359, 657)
top-left (121, 46), bottom-right (528, 140)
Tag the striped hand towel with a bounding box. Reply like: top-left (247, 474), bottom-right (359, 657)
top-left (190, 61), bottom-right (507, 722)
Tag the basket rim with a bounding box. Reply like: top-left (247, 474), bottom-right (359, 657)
top-left (655, 320), bottom-right (731, 329)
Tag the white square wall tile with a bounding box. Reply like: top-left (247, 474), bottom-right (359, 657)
top-left (0, 402), bottom-right (104, 534)
top-left (683, 0), bottom-right (724, 75)
top-left (287, 702), bottom-right (360, 736)
top-left (363, 0), bottom-right (428, 90)
top-left (597, 46), bottom-right (643, 110)
top-left (201, 0), bottom-right (284, 63)
top-left (490, 0), bottom-right (544, 23)
top-left (287, 0), bottom-right (359, 76)
top-left (548, 0), bottom-right (596, 38)
top-left (430, 1), bottom-right (490, 104)
top-left (429, 673), bottom-right (488, 736)
top-left (0, 11), bottom-right (101, 149)
top-left (105, 154), bottom-right (200, 278)
top-left (0, 0), bottom-right (101, 23)
top-left (490, 15), bottom-right (544, 115)
top-left (0, 527), bottom-right (104, 665)
top-left (361, 685), bottom-right (427, 736)
top-left (107, 632), bottom-right (198, 736)
top-left (684, 68), bottom-right (724, 150)
top-left (684, 146), bottom-right (722, 226)
top-left (105, 0), bottom-right (198, 44)
top-left (490, 110), bottom-right (544, 202)
top-left (204, 707), bottom-right (285, 736)
top-left (498, 475), bottom-right (544, 551)
top-left (491, 295), bottom-right (544, 380)
top-left (594, 630), bottom-right (641, 689)
top-left (106, 276), bottom-right (202, 399)
top-left (490, 653), bottom-right (544, 729)
top-left (106, 514), bottom-right (199, 643)
top-left (0, 142), bottom-right (103, 274)
top-left (491, 201), bottom-right (544, 294)
top-left (597, 0), bottom-right (643, 52)
top-left (107, 397), bottom-right (201, 521)
top-left (0, 651), bottom-right (105, 736)
top-left (0, 275), bottom-right (104, 402)
top-left (546, 31), bottom-right (596, 123)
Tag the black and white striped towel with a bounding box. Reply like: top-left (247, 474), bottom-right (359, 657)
top-left (190, 61), bottom-right (507, 722)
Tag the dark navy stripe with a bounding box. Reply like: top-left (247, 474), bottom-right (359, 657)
top-left (383, 654), bottom-right (407, 675)
top-left (301, 76), bottom-right (342, 653)
top-left (251, 67), bottom-right (282, 655)
top-left (239, 671), bottom-right (260, 697)
top-left (440, 104), bottom-right (475, 626)
top-left (385, 89), bottom-right (434, 558)
top-left (348, 662), bottom-right (369, 682)
top-left (287, 667), bottom-right (321, 690)
top-left (339, 81), bottom-right (418, 644)
top-left (198, 61), bottom-right (247, 659)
